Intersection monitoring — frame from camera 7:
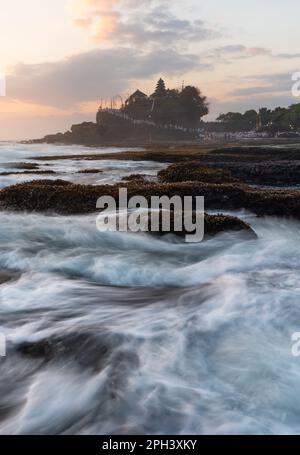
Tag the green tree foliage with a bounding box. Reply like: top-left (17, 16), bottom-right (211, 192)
top-left (216, 104), bottom-right (300, 133)
top-left (216, 112), bottom-right (249, 131)
top-left (123, 79), bottom-right (209, 127)
top-left (179, 86), bottom-right (209, 127)
top-left (259, 107), bottom-right (272, 126)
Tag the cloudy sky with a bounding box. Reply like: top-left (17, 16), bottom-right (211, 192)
top-left (0, 0), bottom-right (300, 139)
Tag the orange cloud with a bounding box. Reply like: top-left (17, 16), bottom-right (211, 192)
top-left (0, 98), bottom-right (68, 115)
top-left (73, 17), bottom-right (93, 28)
top-left (91, 12), bottom-right (120, 41)
top-left (71, 0), bottom-right (121, 41)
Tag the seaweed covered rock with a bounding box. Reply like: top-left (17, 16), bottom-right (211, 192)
top-left (204, 161), bottom-right (300, 186)
top-left (122, 174), bottom-right (147, 183)
top-left (144, 211), bottom-right (256, 239)
top-left (14, 162), bottom-right (39, 170)
top-left (23, 179), bottom-right (72, 187)
top-left (158, 161), bottom-right (237, 184)
top-left (209, 147), bottom-right (300, 160)
top-left (0, 170), bottom-right (56, 176)
top-left (1, 179), bottom-right (300, 220)
top-left (0, 180), bottom-right (236, 214)
top-left (0, 180), bottom-right (104, 214)
top-left (204, 213), bottom-right (255, 237)
top-left (77, 169), bottom-right (103, 174)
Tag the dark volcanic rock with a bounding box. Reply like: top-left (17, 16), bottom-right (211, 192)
top-left (33, 122), bottom-right (106, 145)
top-left (22, 179), bottom-right (72, 187)
top-left (1, 179), bottom-right (300, 221)
top-left (14, 162), bottom-right (39, 170)
top-left (0, 170), bottom-right (56, 176)
top-left (30, 111), bottom-right (197, 145)
top-left (158, 161), bottom-right (238, 184)
top-left (18, 339), bottom-right (54, 361)
top-left (204, 161), bottom-right (300, 186)
top-left (204, 213), bottom-right (255, 237)
top-left (0, 270), bottom-right (21, 285)
top-left (77, 169), bottom-right (103, 174)
top-left (16, 333), bottom-right (111, 372)
top-left (121, 174), bottom-right (147, 183)
top-left (146, 211), bottom-right (256, 239)
top-left (155, 149), bottom-right (300, 186)
top-left (1, 162), bottom-right (39, 171)
top-left (0, 179), bottom-right (106, 213)
top-left (210, 147), bottom-right (300, 160)
top-left (26, 145), bottom-right (300, 186)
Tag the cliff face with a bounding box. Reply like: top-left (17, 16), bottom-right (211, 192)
top-left (96, 110), bottom-right (198, 141)
top-left (30, 110), bottom-right (198, 145)
top-left (31, 122), bottom-right (105, 145)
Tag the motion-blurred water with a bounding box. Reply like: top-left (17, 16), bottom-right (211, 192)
top-left (0, 143), bottom-right (300, 435)
top-left (0, 142), bottom-right (164, 187)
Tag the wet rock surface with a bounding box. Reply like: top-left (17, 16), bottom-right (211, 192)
top-left (31, 145), bottom-right (300, 186)
top-left (147, 211), bottom-right (256, 239)
top-left (158, 161), bottom-right (238, 184)
top-left (3, 146), bottom-right (300, 239)
top-left (0, 170), bottom-right (56, 176)
top-left (196, 147), bottom-right (300, 186)
top-left (0, 178), bottom-right (259, 238)
top-left (0, 270), bottom-right (21, 285)
top-left (13, 162), bottom-right (39, 170)
top-left (1, 179), bottom-right (300, 220)
top-left (204, 161), bottom-right (300, 186)
top-left (77, 169), bottom-right (103, 174)
top-left (121, 174), bottom-right (147, 183)
top-left (16, 332), bottom-right (111, 372)
top-left (156, 158), bottom-right (300, 186)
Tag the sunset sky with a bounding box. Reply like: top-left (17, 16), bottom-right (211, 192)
top-left (1, 0), bottom-right (300, 139)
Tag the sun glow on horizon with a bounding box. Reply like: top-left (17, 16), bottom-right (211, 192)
top-left (0, 0), bottom-right (300, 139)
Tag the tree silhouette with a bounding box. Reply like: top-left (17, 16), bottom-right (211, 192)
top-left (216, 103), bottom-right (300, 133)
top-left (152, 78), bottom-right (167, 98)
top-left (179, 86), bottom-right (209, 127)
top-left (121, 79), bottom-right (209, 127)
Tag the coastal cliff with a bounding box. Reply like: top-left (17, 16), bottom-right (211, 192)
top-left (29, 110), bottom-right (199, 145)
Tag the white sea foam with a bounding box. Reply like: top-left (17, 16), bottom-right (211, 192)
top-left (0, 142), bottom-right (164, 188)
top-left (0, 144), bottom-right (300, 434)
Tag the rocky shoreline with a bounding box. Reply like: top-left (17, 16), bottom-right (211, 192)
top-left (2, 144), bottom-right (300, 239)
top-left (0, 179), bottom-right (257, 237)
top-left (30, 144), bottom-right (300, 186)
top-left (1, 177), bottom-right (299, 217)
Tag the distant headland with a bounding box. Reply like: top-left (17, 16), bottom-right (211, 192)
top-left (28, 78), bottom-right (300, 145)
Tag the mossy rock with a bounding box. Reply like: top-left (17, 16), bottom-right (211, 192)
top-left (1, 179), bottom-right (300, 221)
top-left (122, 174), bottom-right (146, 182)
top-left (158, 161), bottom-right (238, 184)
top-left (77, 169), bottom-right (103, 174)
top-left (144, 211), bottom-right (256, 240)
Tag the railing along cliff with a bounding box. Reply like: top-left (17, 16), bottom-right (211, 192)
top-left (98, 108), bottom-right (204, 135)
